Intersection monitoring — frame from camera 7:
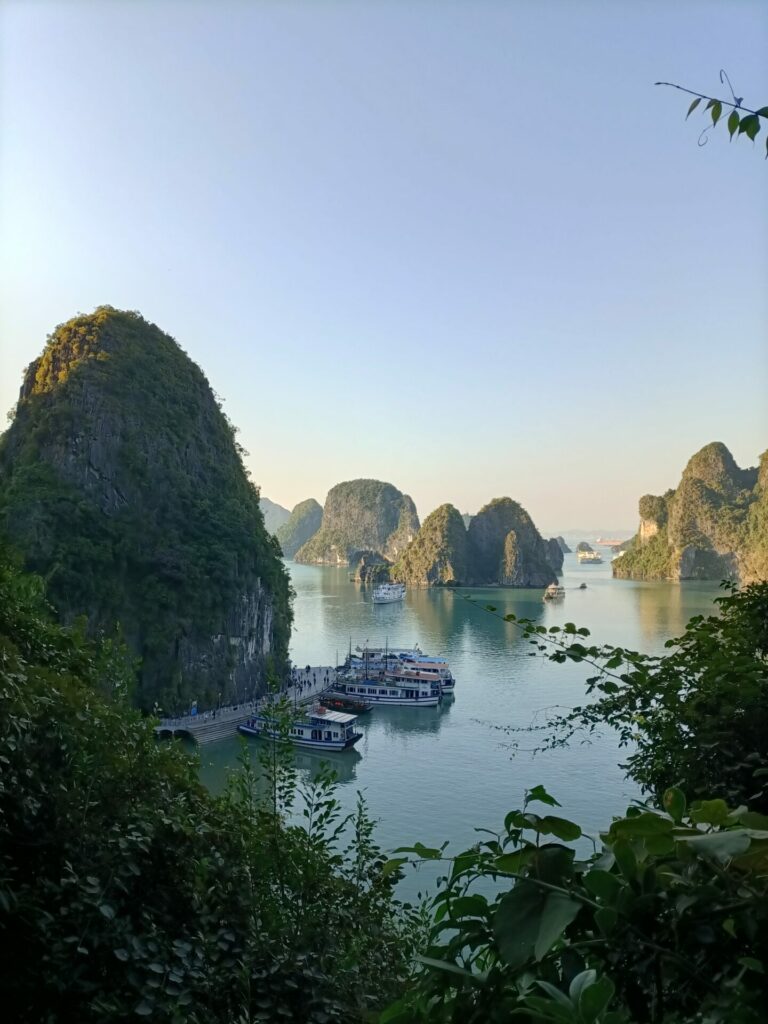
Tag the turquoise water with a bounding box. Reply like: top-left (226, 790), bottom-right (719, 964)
top-left (199, 555), bottom-right (721, 897)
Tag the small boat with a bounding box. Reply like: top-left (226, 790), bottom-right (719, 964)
top-left (372, 582), bottom-right (406, 604)
top-left (578, 583), bottom-right (587, 589)
top-left (346, 645), bottom-right (455, 694)
top-left (320, 694), bottom-right (373, 714)
top-left (543, 583), bottom-right (566, 601)
top-left (239, 705), bottom-right (363, 751)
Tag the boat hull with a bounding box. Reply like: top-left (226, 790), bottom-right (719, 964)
top-left (326, 687), bottom-right (440, 708)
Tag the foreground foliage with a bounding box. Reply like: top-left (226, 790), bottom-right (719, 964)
top-left (384, 785), bottom-right (768, 1023)
top-left (0, 553), bottom-right (417, 1022)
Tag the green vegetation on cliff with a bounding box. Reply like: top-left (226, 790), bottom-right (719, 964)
top-left (467, 498), bottom-right (557, 587)
top-left (275, 498), bottom-right (323, 558)
top-left (392, 503), bottom-right (468, 586)
top-left (295, 479), bottom-right (419, 565)
top-left (0, 307), bottom-right (291, 711)
top-left (615, 442), bottom-right (767, 582)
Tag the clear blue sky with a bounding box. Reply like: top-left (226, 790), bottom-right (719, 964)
top-left (1, 1), bottom-right (766, 534)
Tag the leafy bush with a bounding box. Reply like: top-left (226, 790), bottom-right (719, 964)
top-left (383, 785), bottom-right (768, 1024)
top-left (0, 552), bottom-right (418, 1022)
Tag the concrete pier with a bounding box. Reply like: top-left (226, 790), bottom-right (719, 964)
top-left (154, 666), bottom-right (338, 744)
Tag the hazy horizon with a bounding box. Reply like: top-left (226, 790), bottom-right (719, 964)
top-left (2, 1), bottom-right (766, 532)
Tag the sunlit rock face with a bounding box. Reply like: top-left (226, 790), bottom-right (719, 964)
top-left (0, 306), bottom-right (291, 710)
top-left (614, 442), bottom-right (767, 583)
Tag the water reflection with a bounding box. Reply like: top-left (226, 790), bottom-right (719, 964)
top-left (293, 747), bottom-right (363, 785)
top-left (364, 699), bottom-right (453, 738)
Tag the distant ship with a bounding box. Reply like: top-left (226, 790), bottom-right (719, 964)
top-left (372, 582), bottom-right (406, 604)
top-left (596, 537), bottom-right (625, 547)
top-left (543, 583), bottom-right (566, 601)
top-left (577, 550), bottom-right (603, 564)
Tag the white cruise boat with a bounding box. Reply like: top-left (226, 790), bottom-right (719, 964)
top-left (372, 582), bottom-right (406, 604)
top-left (577, 551), bottom-right (603, 564)
top-left (238, 705), bottom-right (362, 751)
top-left (328, 673), bottom-right (441, 707)
top-left (543, 583), bottom-right (566, 601)
top-left (345, 645), bottom-right (455, 694)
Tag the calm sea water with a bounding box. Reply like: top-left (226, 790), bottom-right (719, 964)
top-left (199, 554), bottom-right (720, 898)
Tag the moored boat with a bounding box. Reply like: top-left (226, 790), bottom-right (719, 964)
top-left (328, 673), bottom-right (441, 707)
top-left (239, 705), bottom-right (363, 751)
top-left (372, 582), bottom-right (406, 604)
top-left (543, 583), bottom-right (566, 601)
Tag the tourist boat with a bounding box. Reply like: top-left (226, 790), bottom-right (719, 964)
top-left (346, 645), bottom-right (455, 694)
top-left (372, 582), bottom-right (406, 604)
top-left (543, 583), bottom-right (566, 601)
top-left (238, 705), bottom-right (363, 751)
top-left (577, 550), bottom-right (603, 564)
top-left (328, 673), bottom-right (441, 707)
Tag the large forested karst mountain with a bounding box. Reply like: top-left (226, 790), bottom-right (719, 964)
top-left (276, 498), bottom-right (323, 558)
top-left (294, 479), bottom-right (419, 565)
top-left (259, 496), bottom-right (291, 534)
top-left (392, 504), bottom-right (469, 586)
top-left (393, 498), bottom-right (558, 588)
top-left (0, 307), bottom-right (291, 711)
top-left (614, 442), bottom-right (767, 582)
top-left (466, 498), bottom-right (558, 587)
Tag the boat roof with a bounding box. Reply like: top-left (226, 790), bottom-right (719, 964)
top-left (305, 708), bottom-right (357, 724)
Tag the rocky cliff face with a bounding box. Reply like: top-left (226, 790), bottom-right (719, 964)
top-left (260, 496), bottom-right (291, 534)
top-left (467, 499), bottom-right (558, 587)
top-left (276, 498), bottom-right (323, 558)
top-left (0, 307), bottom-right (292, 711)
top-left (544, 538), bottom-right (565, 574)
top-left (392, 504), bottom-right (469, 586)
top-left (555, 536), bottom-right (571, 554)
top-left (294, 479), bottom-right (419, 565)
top-left (614, 442), bottom-right (766, 582)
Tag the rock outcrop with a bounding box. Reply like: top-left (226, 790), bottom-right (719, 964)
top-left (576, 541), bottom-right (594, 553)
top-left (260, 496), bottom-right (291, 534)
top-left (276, 498), bottom-right (323, 558)
top-left (544, 538), bottom-right (565, 574)
top-left (0, 307), bottom-right (292, 711)
top-left (466, 499), bottom-right (558, 587)
top-left (614, 442), bottom-right (767, 582)
top-left (294, 479), bottom-right (419, 565)
top-left (555, 536), bottom-right (571, 553)
top-left (392, 504), bottom-right (469, 586)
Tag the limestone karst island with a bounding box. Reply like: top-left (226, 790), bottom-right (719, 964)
top-left (2, 5), bottom-right (767, 1022)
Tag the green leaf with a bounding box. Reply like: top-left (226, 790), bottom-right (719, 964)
top-left (99, 903), bottom-right (115, 920)
top-left (728, 110), bottom-right (740, 139)
top-left (680, 830), bottom-right (751, 861)
top-left (113, 948), bottom-right (130, 962)
top-left (609, 812), bottom-right (673, 838)
top-left (495, 848), bottom-right (533, 874)
top-left (416, 955), bottom-right (479, 980)
top-left (738, 114), bottom-right (761, 140)
top-left (538, 816), bottom-right (582, 841)
top-left (690, 799), bottom-right (730, 826)
top-left (663, 788), bottom-right (686, 824)
top-left (134, 1003), bottom-right (153, 1017)
top-left (611, 839), bottom-right (637, 881)
top-left (494, 882), bottom-right (581, 968)
top-left (686, 97), bottom-right (701, 118)
top-left (569, 969), bottom-right (597, 1002)
top-left (526, 784), bottom-right (561, 808)
top-left (584, 869), bottom-right (623, 902)
top-left (580, 975), bottom-right (616, 1022)
top-left (738, 957), bottom-right (764, 974)
top-left (535, 979), bottom-right (573, 1008)
top-left (711, 100), bottom-right (722, 125)
top-left (381, 857), bottom-right (406, 878)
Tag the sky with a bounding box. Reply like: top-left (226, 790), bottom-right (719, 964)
top-left (1, 0), bottom-right (766, 535)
